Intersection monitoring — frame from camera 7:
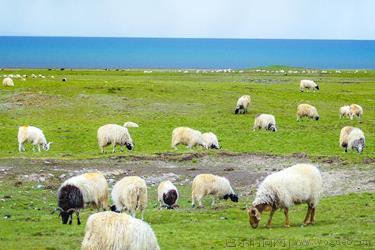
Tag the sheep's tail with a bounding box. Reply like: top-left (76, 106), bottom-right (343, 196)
top-left (123, 121), bottom-right (139, 128)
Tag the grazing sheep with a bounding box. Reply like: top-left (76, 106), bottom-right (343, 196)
top-left (18, 125), bottom-right (52, 152)
top-left (2, 77), bottom-right (14, 86)
top-left (171, 127), bottom-right (207, 150)
top-left (339, 126), bottom-right (365, 153)
top-left (253, 114), bottom-right (277, 132)
top-left (97, 122), bottom-right (138, 153)
top-left (300, 80), bottom-right (319, 92)
top-left (297, 104), bottom-right (319, 121)
top-left (248, 163), bottom-right (322, 229)
top-left (158, 180), bottom-right (179, 209)
top-left (235, 95), bottom-right (251, 114)
top-left (349, 104), bottom-right (363, 120)
top-left (111, 176), bottom-right (147, 220)
top-left (192, 174), bottom-right (238, 208)
top-left (81, 211), bottom-right (160, 250)
top-left (202, 132), bottom-right (220, 149)
top-left (56, 172), bottom-right (108, 225)
top-left (339, 105), bottom-right (351, 119)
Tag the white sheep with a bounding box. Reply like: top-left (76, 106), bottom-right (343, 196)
top-left (297, 104), bottom-right (319, 121)
top-left (349, 104), bottom-right (363, 120)
top-left (111, 176), bottom-right (147, 220)
top-left (2, 77), bottom-right (14, 86)
top-left (300, 80), bottom-right (319, 92)
top-left (253, 114), bottom-right (277, 132)
top-left (81, 211), bottom-right (160, 250)
top-left (97, 122), bottom-right (138, 153)
top-left (339, 126), bottom-right (365, 153)
top-left (202, 132), bottom-right (220, 149)
top-left (248, 163), bottom-right (322, 228)
top-left (171, 127), bottom-right (207, 150)
top-left (235, 95), bottom-right (251, 114)
top-left (158, 180), bottom-right (179, 209)
top-left (57, 172), bottom-right (109, 225)
top-left (339, 105), bottom-right (351, 118)
top-left (191, 174), bottom-right (238, 208)
top-left (18, 125), bottom-right (52, 152)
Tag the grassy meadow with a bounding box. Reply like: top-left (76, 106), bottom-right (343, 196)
top-left (0, 68), bottom-right (374, 162)
top-left (0, 181), bottom-right (374, 250)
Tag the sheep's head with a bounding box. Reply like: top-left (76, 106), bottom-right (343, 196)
top-left (267, 123), bottom-right (277, 132)
top-left (210, 143), bottom-right (220, 149)
top-left (248, 207), bottom-right (261, 229)
top-left (125, 142), bottom-right (134, 150)
top-left (223, 193), bottom-right (239, 202)
top-left (235, 108), bottom-right (240, 114)
top-left (353, 138), bottom-right (365, 153)
top-left (315, 85), bottom-right (319, 90)
top-left (52, 207), bottom-right (75, 224)
top-left (315, 115), bottom-right (320, 121)
top-left (43, 142), bottom-right (52, 151)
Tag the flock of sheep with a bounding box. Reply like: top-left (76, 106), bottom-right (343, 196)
top-left (4, 74), bottom-right (368, 249)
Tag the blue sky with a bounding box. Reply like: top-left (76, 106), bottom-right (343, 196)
top-left (1, 0), bottom-right (374, 39)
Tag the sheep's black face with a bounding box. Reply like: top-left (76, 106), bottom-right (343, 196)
top-left (210, 144), bottom-right (219, 149)
top-left (315, 116), bottom-right (320, 121)
top-left (315, 86), bottom-right (320, 90)
top-left (60, 211), bottom-right (71, 224)
top-left (229, 194), bottom-right (239, 202)
top-left (353, 139), bottom-right (365, 153)
top-left (125, 143), bottom-right (133, 150)
top-left (235, 108), bottom-right (240, 114)
top-left (110, 205), bottom-right (121, 213)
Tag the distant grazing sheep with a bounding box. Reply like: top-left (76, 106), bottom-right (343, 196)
top-left (297, 104), bottom-right (319, 121)
top-left (300, 80), bottom-right (319, 92)
top-left (158, 180), bottom-right (179, 209)
top-left (349, 104), bottom-right (363, 120)
top-left (97, 122), bottom-right (138, 153)
top-left (2, 77), bottom-right (14, 86)
top-left (171, 127), bottom-right (207, 150)
top-left (111, 176), bottom-right (147, 220)
top-left (339, 126), bottom-right (365, 153)
top-left (253, 114), bottom-right (277, 132)
top-left (18, 125), bottom-right (52, 152)
top-left (192, 174), bottom-right (238, 208)
top-left (235, 95), bottom-right (251, 114)
top-left (56, 172), bottom-right (108, 225)
top-left (339, 105), bottom-right (351, 119)
top-left (248, 163), bottom-right (322, 229)
top-left (81, 211), bottom-right (160, 250)
top-left (202, 132), bottom-right (220, 149)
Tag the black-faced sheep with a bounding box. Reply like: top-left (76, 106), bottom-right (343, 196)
top-left (97, 122), bottom-right (138, 153)
top-left (339, 126), bottom-right (365, 153)
top-left (297, 104), bottom-right (319, 121)
top-left (300, 80), bottom-right (319, 92)
top-left (158, 180), bottom-right (179, 209)
top-left (55, 172), bottom-right (108, 225)
top-left (253, 114), bottom-right (277, 132)
top-left (171, 127), bottom-right (207, 150)
top-left (248, 163), bottom-right (322, 229)
top-left (192, 174), bottom-right (238, 208)
top-left (235, 95), bottom-right (251, 114)
top-left (202, 132), bottom-right (220, 149)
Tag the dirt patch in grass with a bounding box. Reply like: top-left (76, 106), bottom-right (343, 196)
top-left (9, 92), bottom-right (63, 108)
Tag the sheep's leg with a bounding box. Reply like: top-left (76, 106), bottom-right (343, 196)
top-left (141, 210), bottom-right (145, 221)
top-left (303, 205), bottom-right (312, 225)
top-left (112, 144), bottom-right (116, 153)
top-left (197, 196), bottom-right (204, 208)
top-left (76, 212), bottom-right (81, 225)
top-left (284, 208), bottom-right (290, 228)
top-left (18, 143), bottom-right (24, 152)
top-left (32, 145), bottom-right (36, 152)
top-left (211, 197), bottom-right (215, 207)
top-left (310, 207), bottom-right (316, 224)
top-left (68, 214), bottom-right (73, 225)
top-left (266, 209), bottom-right (275, 228)
top-left (120, 146), bottom-right (124, 152)
top-left (191, 194), bottom-right (195, 208)
top-left (37, 145), bottom-right (41, 152)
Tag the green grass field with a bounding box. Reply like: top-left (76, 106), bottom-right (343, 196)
top-left (0, 181), bottom-right (374, 250)
top-left (0, 68), bottom-right (374, 162)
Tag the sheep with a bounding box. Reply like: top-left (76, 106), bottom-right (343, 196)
top-left (18, 125), bottom-right (52, 152)
top-left (248, 163), bottom-right (322, 229)
top-left (2, 77), bottom-right (14, 86)
top-left (191, 174), bottom-right (238, 208)
top-left (81, 211), bottom-right (160, 250)
top-left (235, 95), bottom-right (251, 114)
top-left (55, 172), bottom-right (109, 225)
top-left (157, 180), bottom-right (179, 209)
top-left (111, 176), bottom-right (147, 220)
top-left (253, 114), bottom-right (277, 132)
top-left (171, 127), bottom-right (207, 150)
top-left (300, 80), bottom-right (319, 92)
top-left (339, 126), bottom-right (365, 153)
top-left (202, 132), bottom-right (220, 149)
top-left (297, 104), bottom-right (319, 121)
top-left (97, 122), bottom-right (138, 153)
top-left (339, 105), bottom-right (351, 119)
top-left (349, 104), bottom-right (363, 120)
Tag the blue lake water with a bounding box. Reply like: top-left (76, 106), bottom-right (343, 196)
top-left (0, 36), bottom-right (374, 69)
